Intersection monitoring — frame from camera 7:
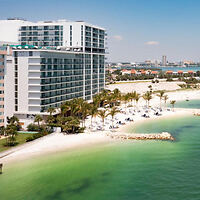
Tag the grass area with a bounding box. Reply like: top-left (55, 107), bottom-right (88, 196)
top-left (0, 133), bottom-right (34, 153)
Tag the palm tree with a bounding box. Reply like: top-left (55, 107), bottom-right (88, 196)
top-left (34, 115), bottom-right (43, 126)
top-left (7, 116), bottom-right (19, 125)
top-left (113, 88), bottom-right (121, 105)
top-left (5, 124), bottom-right (18, 146)
top-left (108, 107), bottom-right (120, 128)
top-left (93, 94), bottom-right (101, 108)
top-left (130, 91), bottom-right (136, 107)
top-left (122, 93), bottom-right (131, 111)
top-left (47, 107), bottom-right (56, 116)
top-left (143, 91), bottom-right (152, 108)
top-left (70, 98), bottom-right (82, 117)
top-left (170, 100), bottom-right (176, 112)
top-left (163, 95), bottom-right (169, 109)
top-left (7, 116), bottom-right (21, 130)
top-left (89, 105), bottom-right (98, 127)
top-left (157, 90), bottom-right (165, 109)
top-left (113, 88), bottom-right (121, 98)
top-left (79, 101), bottom-right (90, 127)
top-left (62, 116), bottom-right (80, 134)
top-left (98, 109), bottom-right (107, 130)
top-left (60, 102), bottom-right (71, 117)
top-left (135, 93), bottom-right (140, 109)
top-left (0, 126), bottom-right (5, 136)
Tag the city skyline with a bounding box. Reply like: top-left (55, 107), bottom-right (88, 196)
top-left (1, 0), bottom-right (200, 62)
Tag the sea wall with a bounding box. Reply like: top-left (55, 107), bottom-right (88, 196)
top-left (107, 132), bottom-right (174, 141)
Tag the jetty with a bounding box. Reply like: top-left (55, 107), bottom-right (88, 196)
top-left (107, 132), bottom-right (174, 141)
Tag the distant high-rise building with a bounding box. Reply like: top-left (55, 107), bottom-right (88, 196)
top-left (162, 55), bottom-right (167, 66)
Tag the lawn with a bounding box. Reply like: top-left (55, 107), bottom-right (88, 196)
top-left (0, 133), bottom-right (34, 153)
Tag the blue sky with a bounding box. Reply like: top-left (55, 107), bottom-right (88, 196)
top-left (1, 0), bottom-right (200, 62)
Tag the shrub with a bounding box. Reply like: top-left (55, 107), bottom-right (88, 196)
top-left (4, 136), bottom-right (18, 146)
top-left (166, 78), bottom-right (173, 82)
top-left (26, 136), bottom-right (34, 142)
top-left (27, 123), bottom-right (40, 131)
top-left (26, 133), bottom-right (43, 142)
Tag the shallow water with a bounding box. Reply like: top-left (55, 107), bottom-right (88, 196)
top-left (174, 99), bottom-right (200, 109)
top-left (1, 102), bottom-right (200, 200)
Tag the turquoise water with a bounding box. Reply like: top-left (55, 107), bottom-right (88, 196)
top-left (1, 102), bottom-right (200, 199)
top-left (18, 131), bottom-right (38, 134)
top-left (174, 99), bottom-right (200, 109)
top-left (133, 66), bottom-right (200, 72)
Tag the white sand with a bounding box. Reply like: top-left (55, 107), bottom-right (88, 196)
top-left (107, 81), bottom-right (183, 94)
top-left (0, 133), bottom-right (111, 164)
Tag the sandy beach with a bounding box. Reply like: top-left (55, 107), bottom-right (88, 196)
top-left (1, 86), bottom-right (200, 164)
top-left (107, 80), bottom-right (183, 94)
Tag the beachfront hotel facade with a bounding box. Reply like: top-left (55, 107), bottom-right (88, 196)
top-left (0, 19), bottom-right (107, 127)
top-left (18, 20), bottom-right (106, 53)
top-left (4, 48), bottom-right (105, 127)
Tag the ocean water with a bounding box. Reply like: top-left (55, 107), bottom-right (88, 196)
top-left (174, 99), bottom-right (200, 109)
top-left (1, 102), bottom-right (200, 199)
top-left (133, 66), bottom-right (200, 72)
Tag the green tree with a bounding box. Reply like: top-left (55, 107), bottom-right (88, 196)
top-left (98, 109), bottom-right (108, 130)
top-left (34, 115), bottom-right (43, 126)
top-left (5, 124), bottom-right (18, 146)
top-left (122, 93), bottom-right (131, 110)
top-left (89, 105), bottom-right (98, 127)
top-left (170, 100), bottom-right (176, 111)
top-left (47, 107), bottom-right (56, 116)
top-left (143, 91), bottom-right (153, 108)
top-left (62, 116), bottom-right (83, 134)
top-left (163, 95), bottom-right (169, 109)
top-left (157, 90), bottom-right (165, 109)
top-left (7, 116), bottom-right (21, 130)
top-left (0, 126), bottom-right (5, 136)
top-left (108, 107), bottom-right (120, 128)
top-left (79, 101), bottom-right (90, 127)
top-left (135, 93), bottom-right (140, 109)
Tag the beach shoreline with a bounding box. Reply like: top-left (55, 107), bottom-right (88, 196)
top-left (1, 89), bottom-right (200, 164)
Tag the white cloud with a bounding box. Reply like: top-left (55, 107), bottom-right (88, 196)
top-left (113, 35), bottom-right (123, 41)
top-left (145, 41), bottom-right (159, 46)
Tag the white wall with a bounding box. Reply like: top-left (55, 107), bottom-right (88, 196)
top-left (0, 20), bottom-right (29, 43)
top-left (4, 55), bottom-right (15, 120)
top-left (18, 56), bottom-right (29, 113)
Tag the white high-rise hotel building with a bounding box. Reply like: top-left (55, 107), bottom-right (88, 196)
top-left (0, 19), bottom-right (107, 127)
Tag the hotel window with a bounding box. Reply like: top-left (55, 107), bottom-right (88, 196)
top-left (29, 51), bottom-right (33, 56)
